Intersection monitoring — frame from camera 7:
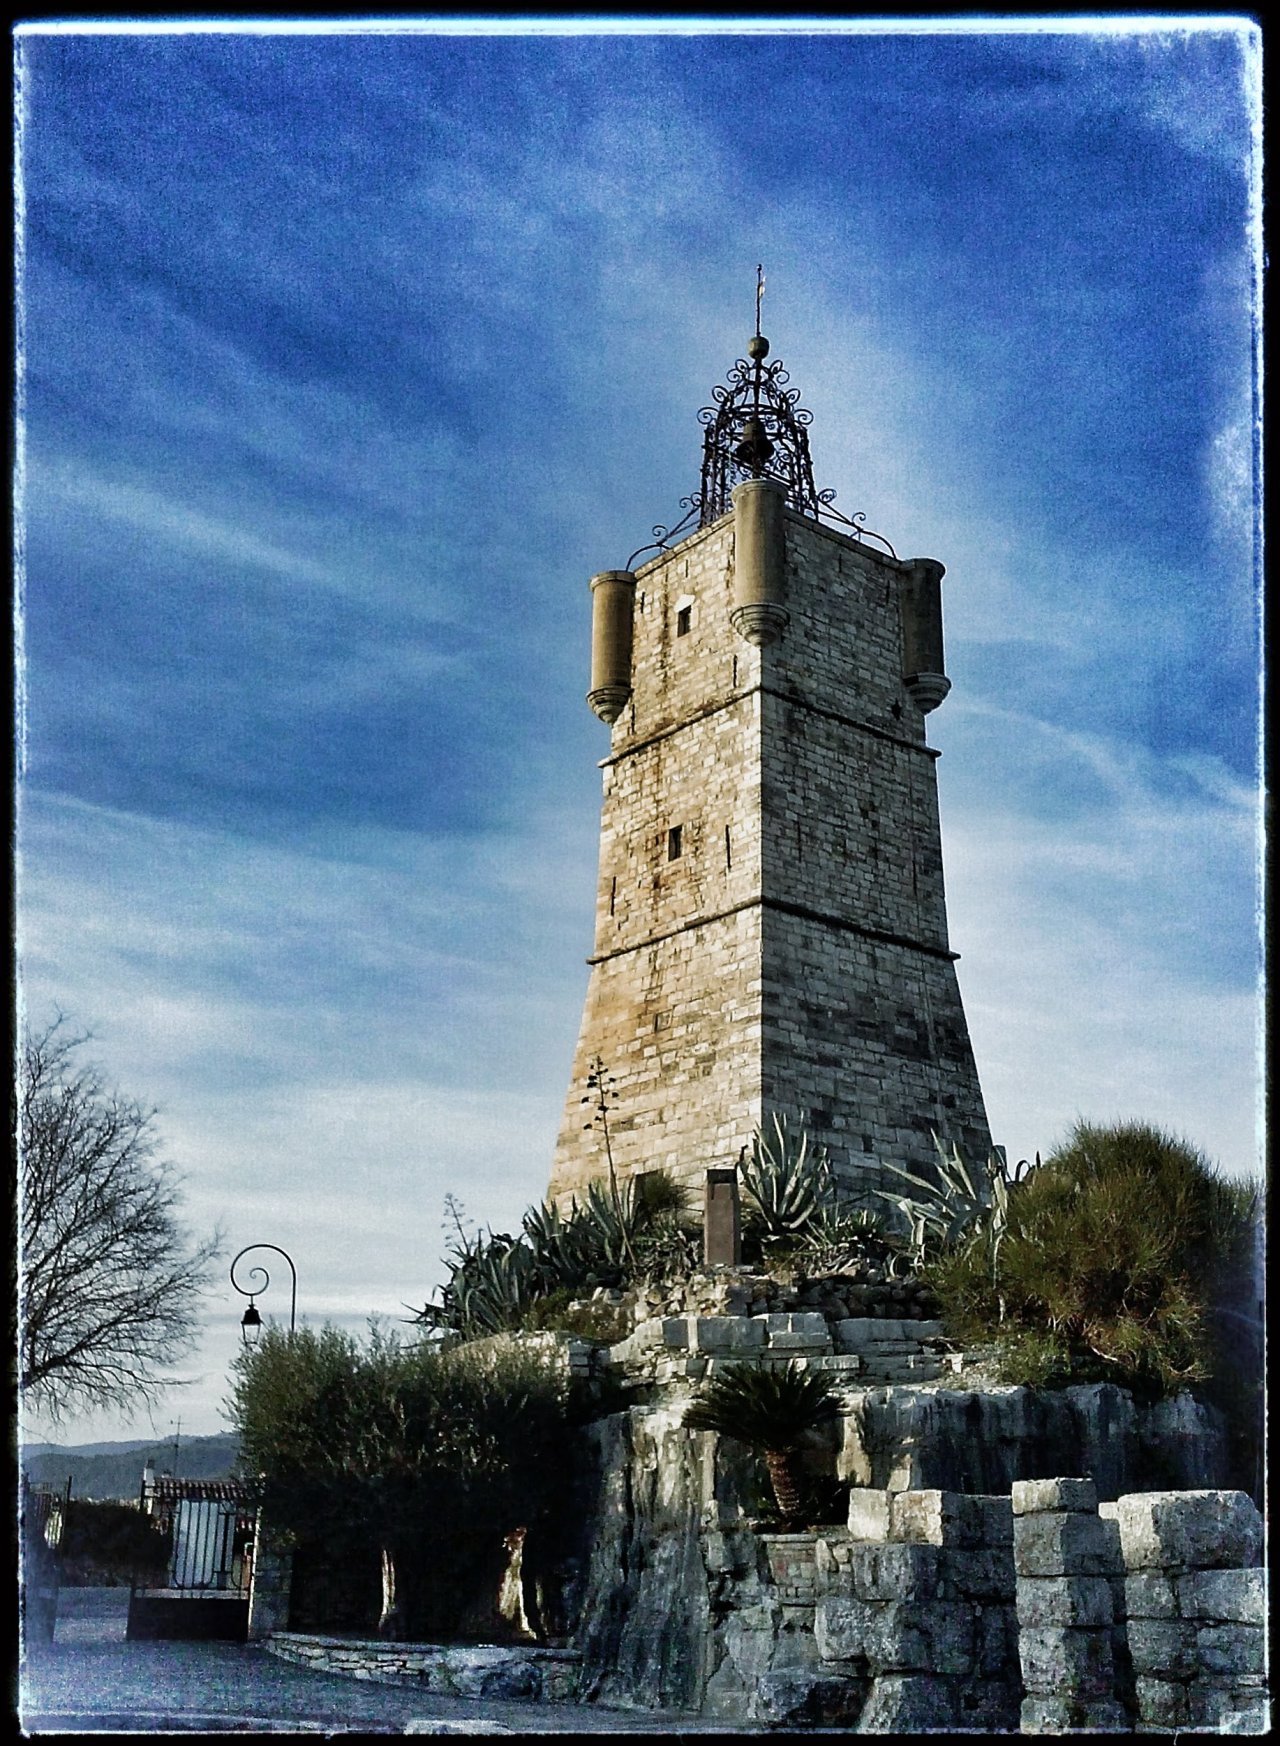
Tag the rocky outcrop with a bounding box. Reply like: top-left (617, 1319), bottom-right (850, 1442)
top-left (565, 1384), bottom-right (1243, 1726)
top-left (572, 1404), bottom-right (723, 1711)
top-left (838, 1382), bottom-right (1227, 1499)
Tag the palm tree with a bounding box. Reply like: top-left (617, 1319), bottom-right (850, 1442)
top-left (683, 1362), bottom-right (838, 1527)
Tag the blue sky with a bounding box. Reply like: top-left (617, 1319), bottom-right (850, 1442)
top-left (15, 18), bottom-right (1262, 1445)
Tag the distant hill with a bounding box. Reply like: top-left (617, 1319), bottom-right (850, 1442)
top-left (20, 1432), bottom-right (241, 1502)
top-left (22, 1438), bottom-right (161, 1460)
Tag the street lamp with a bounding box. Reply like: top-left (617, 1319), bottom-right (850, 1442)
top-left (230, 1244), bottom-right (297, 1347)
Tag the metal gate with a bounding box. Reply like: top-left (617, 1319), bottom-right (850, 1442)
top-left (20, 1473), bottom-right (69, 1647)
top-left (127, 1475), bottom-right (257, 1641)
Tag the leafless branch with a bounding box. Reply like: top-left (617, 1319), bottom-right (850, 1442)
top-left (17, 1015), bottom-right (223, 1420)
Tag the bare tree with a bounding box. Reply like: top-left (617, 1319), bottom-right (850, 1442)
top-left (17, 1016), bottom-right (222, 1420)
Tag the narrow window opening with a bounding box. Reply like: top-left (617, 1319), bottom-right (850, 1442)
top-left (609, 876), bottom-right (617, 916)
top-left (732, 655), bottom-right (738, 687)
top-left (724, 825), bottom-right (732, 872)
top-left (676, 605), bottom-right (692, 637)
top-left (796, 819), bottom-right (803, 861)
top-left (667, 825), bottom-right (683, 861)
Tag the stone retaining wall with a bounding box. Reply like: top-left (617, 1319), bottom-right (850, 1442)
top-left (570, 1397), bottom-right (1265, 1730)
top-left (1013, 1476), bottom-right (1128, 1732)
top-left (260, 1473), bottom-right (1268, 1732)
top-left (1012, 1480), bottom-right (1267, 1735)
top-left (809, 1487), bottom-right (1021, 1732)
top-left (264, 1633), bottom-right (582, 1703)
top-left (607, 1312), bottom-right (954, 1387)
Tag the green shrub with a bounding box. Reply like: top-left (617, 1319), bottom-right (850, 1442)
top-left (227, 1321), bottom-right (588, 1638)
top-left (59, 1498), bottom-right (171, 1586)
top-left (519, 1287), bottom-right (631, 1345)
top-left (926, 1120), bottom-right (1259, 1403)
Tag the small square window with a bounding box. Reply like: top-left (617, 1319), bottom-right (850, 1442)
top-left (667, 825), bottom-right (683, 861)
top-left (676, 605), bottom-right (692, 637)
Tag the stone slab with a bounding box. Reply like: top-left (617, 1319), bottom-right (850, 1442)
top-left (755, 1312), bottom-right (829, 1337)
top-left (846, 1489), bottom-right (892, 1542)
top-left (891, 1489), bottom-right (1012, 1548)
top-left (1196, 1623), bottom-right (1266, 1677)
top-left (683, 1316), bottom-right (766, 1354)
top-left (1016, 1576), bottom-right (1115, 1629)
top-left (1134, 1675), bottom-right (1190, 1728)
top-left (1125, 1617), bottom-right (1197, 1679)
top-left (1021, 1694), bottom-right (1129, 1732)
top-left (751, 1669), bottom-right (867, 1728)
top-left (1014, 1510), bottom-right (1121, 1578)
top-left (817, 1597), bottom-right (975, 1676)
top-left (848, 1542), bottom-right (943, 1603)
top-left (858, 1673), bottom-right (959, 1732)
top-left (1012, 1477), bottom-right (1099, 1515)
top-left (1018, 1625), bottom-right (1117, 1697)
top-left (1124, 1571), bottom-right (1177, 1619)
top-left (1115, 1489), bottom-right (1263, 1572)
top-left (1177, 1567), bottom-right (1266, 1625)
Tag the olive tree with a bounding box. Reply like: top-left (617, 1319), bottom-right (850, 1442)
top-left (228, 1322), bottom-right (584, 1639)
top-left (18, 1017), bottom-right (221, 1419)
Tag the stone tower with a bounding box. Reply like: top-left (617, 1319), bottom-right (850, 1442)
top-left (549, 317), bottom-right (991, 1209)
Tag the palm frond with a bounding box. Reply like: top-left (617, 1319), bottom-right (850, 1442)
top-left (683, 1361), bottom-right (837, 1452)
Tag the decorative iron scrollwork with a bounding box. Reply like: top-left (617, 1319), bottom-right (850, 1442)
top-left (688, 335), bottom-right (898, 558)
top-left (631, 280), bottom-right (901, 560)
top-left (697, 343), bottom-right (822, 525)
top-left (627, 495), bottom-right (703, 570)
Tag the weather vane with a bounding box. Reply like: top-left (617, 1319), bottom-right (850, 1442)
top-left (755, 263), bottom-right (765, 337)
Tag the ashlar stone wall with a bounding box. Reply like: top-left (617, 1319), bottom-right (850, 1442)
top-left (550, 504), bottom-right (989, 1208)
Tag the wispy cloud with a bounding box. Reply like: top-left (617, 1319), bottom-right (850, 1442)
top-left (16, 24), bottom-right (1259, 1445)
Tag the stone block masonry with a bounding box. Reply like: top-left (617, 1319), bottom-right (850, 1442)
top-left (550, 503), bottom-right (990, 1209)
top-left (1118, 1491), bottom-right (1268, 1733)
top-left (264, 1634), bottom-right (582, 1703)
top-left (1013, 1475), bottom-right (1129, 1733)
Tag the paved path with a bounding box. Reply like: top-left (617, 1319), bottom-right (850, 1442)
top-left (19, 1592), bottom-right (751, 1735)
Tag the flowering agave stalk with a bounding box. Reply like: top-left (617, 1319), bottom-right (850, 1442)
top-left (581, 1056), bottom-right (636, 1268)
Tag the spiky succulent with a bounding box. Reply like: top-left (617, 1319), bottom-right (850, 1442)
top-left (739, 1114), bottom-right (837, 1238)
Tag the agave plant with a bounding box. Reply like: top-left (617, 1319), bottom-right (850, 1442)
top-left (575, 1179), bottom-right (644, 1274)
top-left (416, 1228), bottom-right (541, 1343)
top-left (797, 1201), bottom-right (892, 1271)
top-left (420, 1168), bottom-right (701, 1345)
top-left (521, 1198), bottom-right (594, 1292)
top-left (740, 1114), bottom-right (837, 1240)
top-left (683, 1362), bottom-right (838, 1526)
top-left (876, 1136), bottom-right (1024, 1281)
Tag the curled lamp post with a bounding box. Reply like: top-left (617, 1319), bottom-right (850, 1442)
top-left (230, 1244), bottom-right (297, 1347)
